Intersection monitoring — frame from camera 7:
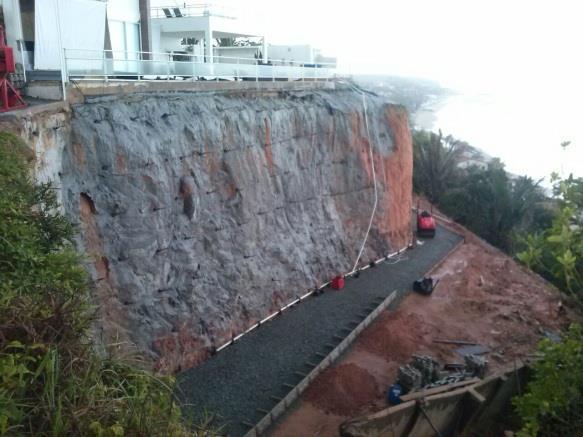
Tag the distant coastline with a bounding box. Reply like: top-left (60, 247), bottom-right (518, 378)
top-left (410, 91), bottom-right (454, 131)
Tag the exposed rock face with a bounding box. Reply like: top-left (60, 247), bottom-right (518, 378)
top-left (61, 88), bottom-right (413, 373)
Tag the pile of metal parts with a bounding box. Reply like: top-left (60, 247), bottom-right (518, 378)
top-left (396, 353), bottom-right (488, 394)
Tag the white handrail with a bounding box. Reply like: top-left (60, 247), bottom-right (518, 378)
top-left (150, 3), bottom-right (237, 19)
top-left (63, 47), bottom-right (337, 84)
top-left (64, 48), bottom-right (337, 68)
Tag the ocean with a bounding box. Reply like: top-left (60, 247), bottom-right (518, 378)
top-left (413, 89), bottom-right (582, 183)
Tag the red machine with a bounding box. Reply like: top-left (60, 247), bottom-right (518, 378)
top-left (416, 202), bottom-right (436, 238)
top-left (0, 26), bottom-right (26, 112)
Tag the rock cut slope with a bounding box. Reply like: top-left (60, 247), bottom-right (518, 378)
top-left (61, 88), bottom-right (413, 373)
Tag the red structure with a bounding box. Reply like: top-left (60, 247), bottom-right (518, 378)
top-left (0, 26), bottom-right (26, 112)
top-left (331, 275), bottom-right (345, 290)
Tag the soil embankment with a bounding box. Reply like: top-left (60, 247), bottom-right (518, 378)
top-left (271, 221), bottom-right (571, 436)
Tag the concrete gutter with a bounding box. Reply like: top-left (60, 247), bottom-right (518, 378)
top-left (245, 290), bottom-right (399, 437)
top-left (246, 234), bottom-right (465, 436)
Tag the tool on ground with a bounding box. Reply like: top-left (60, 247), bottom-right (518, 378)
top-left (0, 26), bottom-right (26, 113)
top-left (413, 277), bottom-right (438, 295)
top-left (416, 201), bottom-right (436, 238)
top-left (433, 338), bottom-right (478, 346)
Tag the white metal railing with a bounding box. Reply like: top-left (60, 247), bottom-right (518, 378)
top-left (150, 3), bottom-right (236, 19)
top-left (62, 48), bottom-right (337, 84)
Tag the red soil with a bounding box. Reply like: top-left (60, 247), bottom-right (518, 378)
top-left (271, 219), bottom-right (576, 437)
top-left (304, 363), bottom-right (380, 416)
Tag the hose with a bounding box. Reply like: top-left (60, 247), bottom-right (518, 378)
top-left (349, 84), bottom-right (379, 272)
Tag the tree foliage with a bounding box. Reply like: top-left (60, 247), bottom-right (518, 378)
top-left (412, 130), bottom-right (463, 203)
top-left (514, 324), bottom-right (583, 436)
top-left (0, 133), bottom-right (207, 436)
top-left (413, 129), bottom-right (550, 252)
top-left (517, 173), bottom-right (583, 295)
top-left (440, 160), bottom-right (549, 251)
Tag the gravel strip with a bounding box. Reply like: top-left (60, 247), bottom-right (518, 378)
top-left (177, 226), bottom-right (462, 436)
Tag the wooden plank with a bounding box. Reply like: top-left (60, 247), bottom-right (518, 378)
top-left (468, 387), bottom-right (486, 403)
top-left (400, 378), bottom-right (480, 402)
top-left (433, 339), bottom-right (478, 346)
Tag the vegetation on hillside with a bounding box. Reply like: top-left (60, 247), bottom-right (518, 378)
top-left (413, 130), bottom-right (552, 252)
top-left (0, 133), bottom-right (198, 436)
top-left (516, 172), bottom-right (583, 296)
top-left (413, 130), bottom-right (583, 435)
top-left (412, 130), bottom-right (463, 204)
top-left (512, 152), bottom-right (582, 434)
top-left (513, 324), bottom-right (583, 436)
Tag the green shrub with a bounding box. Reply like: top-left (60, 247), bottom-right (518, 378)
top-left (0, 133), bottom-right (204, 436)
top-left (514, 325), bottom-right (583, 436)
top-left (517, 173), bottom-right (582, 296)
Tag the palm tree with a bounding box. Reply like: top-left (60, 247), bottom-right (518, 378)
top-left (413, 130), bottom-right (463, 203)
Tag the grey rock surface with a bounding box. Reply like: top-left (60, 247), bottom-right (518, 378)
top-left (60, 88), bottom-right (412, 372)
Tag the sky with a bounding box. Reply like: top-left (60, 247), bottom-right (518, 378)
top-left (154, 0), bottom-right (583, 90)
top-left (154, 0), bottom-right (582, 179)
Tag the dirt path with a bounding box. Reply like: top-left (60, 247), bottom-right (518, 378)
top-left (270, 224), bottom-right (571, 437)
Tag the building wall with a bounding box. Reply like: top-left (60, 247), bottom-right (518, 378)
top-left (268, 44), bottom-right (313, 65)
top-left (107, 0), bottom-right (140, 23)
top-left (1, 0), bottom-right (24, 61)
top-left (106, 0), bottom-right (141, 68)
top-left (214, 46), bottom-right (261, 63)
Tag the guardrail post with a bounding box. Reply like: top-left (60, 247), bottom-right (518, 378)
top-left (255, 62), bottom-right (259, 82)
top-left (137, 54), bottom-right (142, 81)
top-left (272, 64), bottom-right (275, 82)
top-left (103, 50), bottom-right (109, 82)
top-left (166, 54), bottom-right (170, 81)
top-left (192, 55), bottom-right (196, 82)
top-left (61, 48), bottom-right (67, 101)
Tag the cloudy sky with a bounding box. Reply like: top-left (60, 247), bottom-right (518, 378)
top-left (153, 0), bottom-right (582, 178)
top-left (154, 0), bottom-right (582, 89)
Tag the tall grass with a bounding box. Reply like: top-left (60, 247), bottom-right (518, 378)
top-left (0, 132), bottom-right (215, 436)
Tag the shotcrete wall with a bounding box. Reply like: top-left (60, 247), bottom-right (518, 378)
top-left (3, 88), bottom-right (413, 373)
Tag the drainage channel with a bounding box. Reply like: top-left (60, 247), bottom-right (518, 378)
top-left (176, 226), bottom-right (463, 437)
top-left (247, 289), bottom-right (399, 436)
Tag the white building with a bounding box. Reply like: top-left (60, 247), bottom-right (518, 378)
top-left (0, 0), bottom-right (335, 83)
top-left (0, 0), bottom-right (145, 77)
top-left (267, 44), bottom-right (337, 67)
top-left (150, 2), bottom-right (265, 64)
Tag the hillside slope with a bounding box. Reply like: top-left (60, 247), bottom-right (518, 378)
top-left (271, 219), bottom-right (571, 436)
